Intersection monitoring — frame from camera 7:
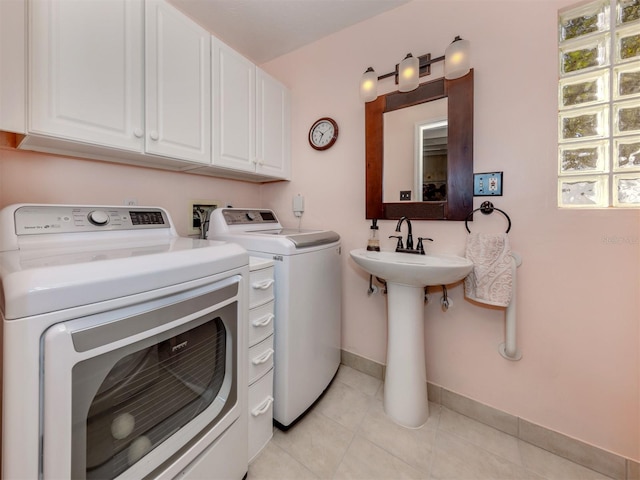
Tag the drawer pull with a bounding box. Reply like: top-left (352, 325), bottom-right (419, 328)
top-left (252, 279), bottom-right (274, 290)
top-left (251, 396), bottom-right (274, 417)
top-left (252, 313), bottom-right (274, 327)
top-left (252, 348), bottom-right (274, 365)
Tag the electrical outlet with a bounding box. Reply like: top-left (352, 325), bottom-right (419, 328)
top-left (293, 194), bottom-right (304, 217)
top-left (400, 190), bottom-right (411, 201)
top-left (189, 200), bottom-right (219, 236)
top-left (474, 172), bottom-right (503, 196)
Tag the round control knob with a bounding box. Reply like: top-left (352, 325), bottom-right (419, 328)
top-left (246, 212), bottom-right (257, 221)
top-left (88, 210), bottom-right (110, 226)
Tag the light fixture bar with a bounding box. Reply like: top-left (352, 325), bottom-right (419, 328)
top-left (375, 53), bottom-right (446, 84)
top-left (360, 36), bottom-right (469, 103)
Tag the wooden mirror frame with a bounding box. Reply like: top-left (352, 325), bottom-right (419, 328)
top-left (365, 69), bottom-right (474, 220)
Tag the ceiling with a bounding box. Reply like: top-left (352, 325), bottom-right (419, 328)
top-left (168, 0), bottom-right (411, 64)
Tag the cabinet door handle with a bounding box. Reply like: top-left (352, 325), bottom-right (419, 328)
top-left (252, 279), bottom-right (274, 290)
top-left (252, 348), bottom-right (274, 365)
top-left (149, 131), bottom-right (159, 141)
top-left (252, 313), bottom-right (274, 327)
top-left (251, 396), bottom-right (274, 417)
top-left (133, 128), bottom-right (144, 138)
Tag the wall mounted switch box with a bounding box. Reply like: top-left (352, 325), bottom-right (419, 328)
top-left (474, 172), bottom-right (503, 196)
top-left (400, 190), bottom-right (411, 201)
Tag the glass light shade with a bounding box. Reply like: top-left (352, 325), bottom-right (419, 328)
top-left (398, 54), bottom-right (419, 92)
top-left (360, 67), bottom-right (378, 102)
top-left (444, 36), bottom-right (471, 80)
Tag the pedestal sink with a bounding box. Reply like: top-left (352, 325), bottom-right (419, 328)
top-left (350, 248), bottom-right (473, 428)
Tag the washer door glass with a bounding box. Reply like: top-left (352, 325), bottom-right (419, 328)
top-left (72, 312), bottom-right (230, 480)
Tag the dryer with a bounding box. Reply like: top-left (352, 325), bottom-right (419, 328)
top-left (208, 208), bottom-right (341, 428)
top-left (0, 204), bottom-right (249, 480)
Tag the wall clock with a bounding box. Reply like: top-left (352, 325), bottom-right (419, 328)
top-left (308, 117), bottom-right (338, 150)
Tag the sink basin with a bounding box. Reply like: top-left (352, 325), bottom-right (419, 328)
top-left (350, 248), bottom-right (473, 286)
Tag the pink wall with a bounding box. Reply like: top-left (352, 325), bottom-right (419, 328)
top-left (0, 149), bottom-right (262, 236)
top-left (260, 0), bottom-right (640, 460)
top-left (0, 0), bottom-right (637, 461)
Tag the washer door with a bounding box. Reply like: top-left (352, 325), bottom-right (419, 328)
top-left (41, 278), bottom-right (241, 480)
top-left (82, 317), bottom-right (227, 478)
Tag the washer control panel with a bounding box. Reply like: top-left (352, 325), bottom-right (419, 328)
top-left (221, 209), bottom-right (279, 226)
top-left (14, 206), bottom-right (170, 235)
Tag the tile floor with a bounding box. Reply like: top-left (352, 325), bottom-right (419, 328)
top-left (248, 365), bottom-right (614, 480)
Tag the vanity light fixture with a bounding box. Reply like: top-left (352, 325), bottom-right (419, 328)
top-left (398, 53), bottom-right (419, 92)
top-left (360, 67), bottom-right (378, 102)
top-left (360, 35), bottom-right (470, 102)
top-left (444, 36), bottom-right (471, 80)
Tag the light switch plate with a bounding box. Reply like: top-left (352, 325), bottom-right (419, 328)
top-left (474, 172), bottom-right (503, 196)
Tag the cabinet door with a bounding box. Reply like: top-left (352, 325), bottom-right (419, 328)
top-left (29, 0), bottom-right (144, 151)
top-left (145, 0), bottom-right (211, 164)
top-left (256, 69), bottom-right (291, 179)
top-left (212, 38), bottom-right (255, 172)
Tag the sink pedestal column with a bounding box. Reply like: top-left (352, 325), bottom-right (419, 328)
top-left (384, 283), bottom-right (428, 428)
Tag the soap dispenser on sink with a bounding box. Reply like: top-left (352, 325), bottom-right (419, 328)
top-left (367, 219), bottom-right (380, 251)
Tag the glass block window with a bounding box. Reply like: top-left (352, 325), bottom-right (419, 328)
top-left (558, 0), bottom-right (640, 208)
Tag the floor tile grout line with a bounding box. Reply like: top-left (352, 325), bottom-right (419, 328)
top-left (351, 400), bottom-right (440, 478)
top-left (429, 403), bottom-right (443, 479)
top-left (435, 407), bottom-right (618, 480)
top-left (261, 438), bottom-right (319, 479)
top-left (328, 428), bottom-right (356, 480)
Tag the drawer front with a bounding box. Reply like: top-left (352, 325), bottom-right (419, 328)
top-left (248, 335), bottom-right (274, 385)
top-left (249, 266), bottom-right (274, 309)
top-left (248, 369), bottom-right (274, 462)
top-left (249, 301), bottom-right (275, 346)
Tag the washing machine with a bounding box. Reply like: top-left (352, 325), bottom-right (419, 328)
top-left (0, 204), bottom-right (249, 480)
top-left (208, 208), bottom-right (341, 428)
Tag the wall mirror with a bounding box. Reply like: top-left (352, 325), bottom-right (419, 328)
top-left (365, 69), bottom-right (474, 220)
top-left (383, 99), bottom-right (448, 203)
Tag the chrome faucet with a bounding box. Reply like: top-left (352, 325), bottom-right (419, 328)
top-left (391, 216), bottom-right (433, 255)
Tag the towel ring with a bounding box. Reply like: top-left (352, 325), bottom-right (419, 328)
top-left (465, 201), bottom-right (511, 233)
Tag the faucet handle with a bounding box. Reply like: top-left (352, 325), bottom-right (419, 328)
top-left (388, 235), bottom-right (404, 251)
top-left (416, 237), bottom-right (433, 255)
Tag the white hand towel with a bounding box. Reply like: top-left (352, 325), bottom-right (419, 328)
top-left (464, 233), bottom-right (513, 307)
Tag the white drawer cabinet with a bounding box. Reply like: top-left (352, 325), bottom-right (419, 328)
top-left (248, 257), bottom-right (274, 462)
top-left (249, 265), bottom-right (275, 309)
top-left (249, 335), bottom-right (274, 386)
top-left (248, 369), bottom-right (274, 462)
top-left (249, 301), bottom-right (275, 346)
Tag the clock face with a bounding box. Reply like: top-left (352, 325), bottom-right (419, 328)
top-left (309, 118), bottom-right (338, 150)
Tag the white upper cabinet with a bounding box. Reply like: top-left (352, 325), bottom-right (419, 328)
top-left (9, 0), bottom-right (289, 181)
top-left (212, 37), bottom-right (256, 172)
top-left (145, 0), bottom-right (211, 164)
top-left (212, 39), bottom-right (290, 180)
top-left (29, 0), bottom-right (210, 165)
top-left (256, 68), bottom-right (291, 180)
top-left (29, 0), bottom-right (144, 151)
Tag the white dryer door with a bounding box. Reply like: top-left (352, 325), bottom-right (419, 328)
top-left (40, 278), bottom-right (241, 480)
